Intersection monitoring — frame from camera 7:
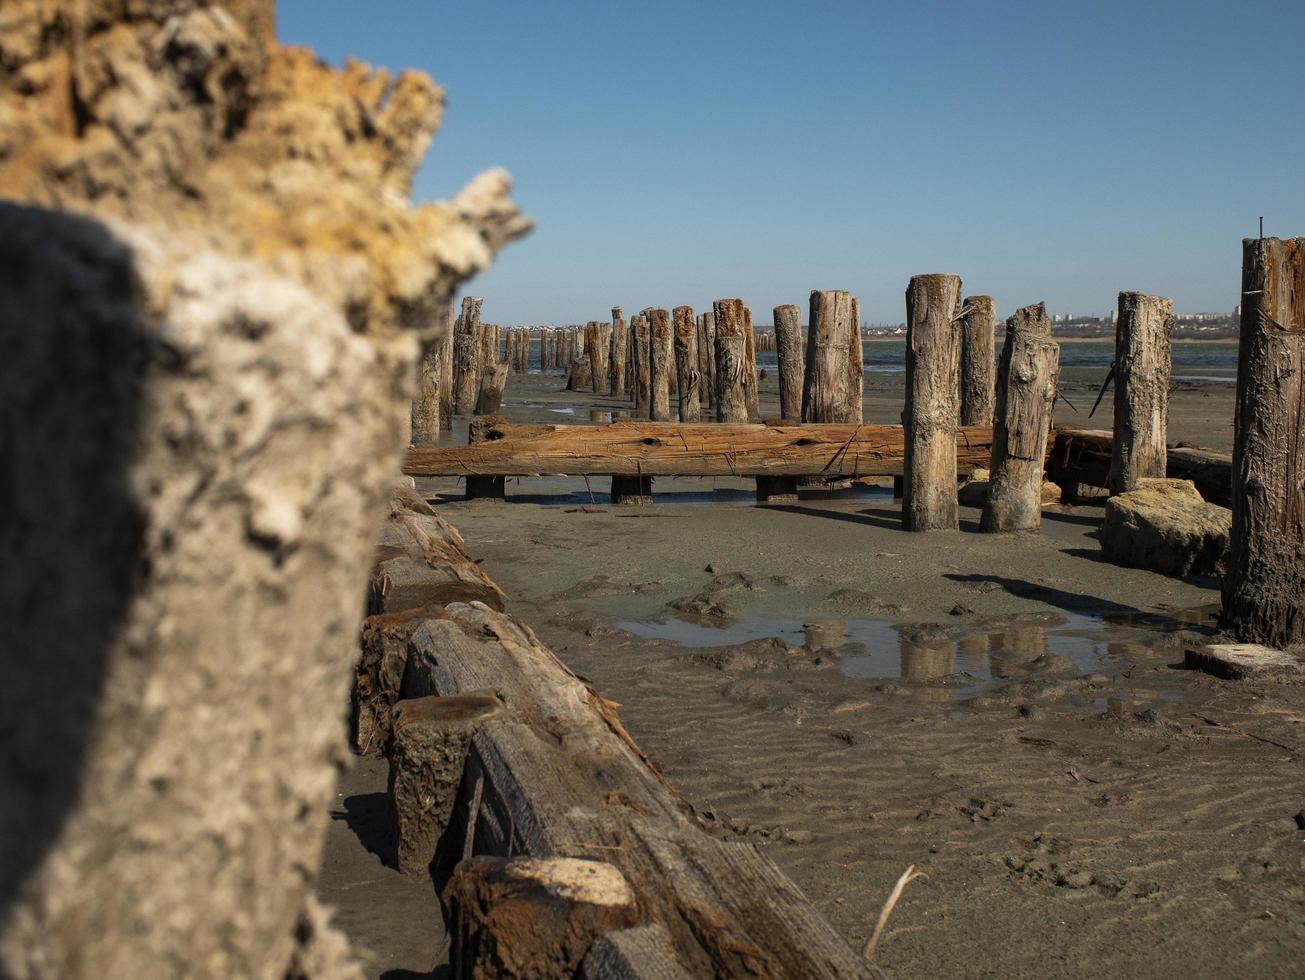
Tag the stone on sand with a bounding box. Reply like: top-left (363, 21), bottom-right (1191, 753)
top-left (1099, 479), bottom-right (1229, 577)
top-left (1185, 644), bottom-right (1305, 681)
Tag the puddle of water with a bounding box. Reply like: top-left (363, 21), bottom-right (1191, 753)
top-left (617, 607), bottom-right (1216, 700)
top-left (548, 407), bottom-right (577, 415)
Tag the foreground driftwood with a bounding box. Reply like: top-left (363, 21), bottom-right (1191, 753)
top-left (405, 418), bottom-right (996, 478)
top-left (0, 1), bottom-right (529, 976)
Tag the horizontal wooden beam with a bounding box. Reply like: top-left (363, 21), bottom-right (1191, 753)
top-left (1045, 427), bottom-right (1232, 506)
top-left (404, 417), bottom-right (995, 478)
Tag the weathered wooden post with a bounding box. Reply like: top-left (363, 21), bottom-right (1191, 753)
top-left (743, 306), bottom-right (760, 417)
top-left (702, 310), bottom-right (717, 413)
top-left (958, 295), bottom-right (996, 427)
top-left (1108, 292), bottom-right (1174, 494)
top-left (903, 274), bottom-right (962, 531)
top-left (649, 309), bottom-right (673, 421)
top-left (610, 307), bottom-right (627, 395)
top-left (452, 296), bottom-right (483, 416)
top-left (411, 338), bottom-right (442, 446)
top-left (632, 314), bottom-right (651, 415)
top-left (586, 320), bottom-right (605, 393)
top-left (774, 304), bottom-right (804, 422)
top-left (566, 331), bottom-right (592, 391)
top-left (672, 305), bottom-right (701, 422)
top-left (434, 302), bottom-right (454, 428)
top-left (981, 302), bottom-right (1060, 532)
top-left (476, 360), bottom-right (508, 415)
top-left (801, 290), bottom-right (860, 423)
top-left (713, 299), bottom-right (750, 422)
top-left (849, 302), bottom-right (864, 422)
top-left (1222, 236), bottom-right (1305, 648)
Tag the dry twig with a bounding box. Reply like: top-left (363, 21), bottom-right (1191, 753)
top-left (862, 864), bottom-right (925, 960)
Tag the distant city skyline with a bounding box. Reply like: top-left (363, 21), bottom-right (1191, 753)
top-left (280, 1), bottom-right (1305, 324)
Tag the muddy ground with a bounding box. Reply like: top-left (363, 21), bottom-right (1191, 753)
top-left (323, 357), bottom-right (1305, 979)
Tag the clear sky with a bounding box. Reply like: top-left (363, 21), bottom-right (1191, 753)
top-left (279, 1), bottom-right (1304, 325)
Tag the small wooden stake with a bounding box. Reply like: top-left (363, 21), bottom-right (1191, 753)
top-left (673, 305), bottom-right (701, 422)
top-left (1107, 291), bottom-right (1173, 494)
top-left (903, 274), bottom-right (962, 531)
top-left (958, 295), bottom-right (996, 427)
top-left (1223, 236), bottom-right (1305, 648)
top-left (713, 299), bottom-right (750, 422)
top-left (981, 302), bottom-right (1059, 532)
top-left (773, 304), bottom-right (804, 422)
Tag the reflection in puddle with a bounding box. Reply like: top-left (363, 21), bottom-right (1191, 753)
top-left (548, 407), bottom-right (577, 415)
top-left (617, 607), bottom-right (1217, 700)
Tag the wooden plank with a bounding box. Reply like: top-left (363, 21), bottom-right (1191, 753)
top-left (404, 418), bottom-right (996, 478)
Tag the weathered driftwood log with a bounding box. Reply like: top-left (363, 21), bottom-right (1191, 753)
top-left (389, 693), bottom-right (504, 874)
top-left (801, 290), bottom-right (859, 423)
top-left (1045, 428), bottom-right (1231, 506)
top-left (1223, 236), bottom-right (1305, 648)
top-left (476, 361), bottom-right (508, 415)
top-left (1108, 291), bottom-right (1174, 494)
top-left (958, 294), bottom-right (996, 427)
top-left (453, 297), bottom-right (484, 415)
top-left (672, 305), bottom-right (700, 422)
top-left (649, 309), bottom-right (673, 421)
top-left (406, 418), bottom-right (996, 478)
top-left (633, 314), bottom-right (652, 415)
top-left (579, 924), bottom-right (693, 979)
top-left (610, 307), bottom-right (627, 396)
top-left (445, 856), bottom-right (639, 979)
top-left (903, 273), bottom-right (963, 530)
top-left (773, 304), bottom-right (804, 422)
top-left (404, 602), bottom-right (874, 978)
top-left (713, 299), bottom-right (750, 422)
top-left (981, 302), bottom-right (1060, 532)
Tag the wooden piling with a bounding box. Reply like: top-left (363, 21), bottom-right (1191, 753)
top-left (452, 296), bottom-right (483, 416)
top-left (465, 416), bottom-right (506, 500)
top-left (434, 302), bottom-right (454, 429)
top-left (632, 314), bottom-right (651, 415)
top-left (713, 299), bottom-right (750, 422)
top-left (958, 295), bottom-right (996, 427)
top-left (1108, 292), bottom-right (1174, 494)
top-left (586, 321), bottom-right (605, 394)
top-left (411, 338), bottom-right (442, 447)
top-left (1222, 236), bottom-right (1305, 648)
top-left (476, 360), bottom-right (508, 415)
top-left (773, 304), bottom-right (804, 422)
top-left (743, 306), bottom-right (760, 417)
top-left (610, 307), bottom-right (627, 396)
top-left (903, 274), bottom-right (962, 531)
top-left (649, 309), bottom-right (673, 421)
top-left (673, 305), bottom-right (700, 422)
top-left (981, 302), bottom-right (1059, 532)
top-left (801, 290), bottom-right (859, 423)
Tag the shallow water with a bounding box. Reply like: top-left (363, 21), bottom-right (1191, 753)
top-left (617, 605), bottom-right (1219, 700)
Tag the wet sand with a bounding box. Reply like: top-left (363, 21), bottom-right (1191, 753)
top-left (329, 363), bottom-right (1305, 978)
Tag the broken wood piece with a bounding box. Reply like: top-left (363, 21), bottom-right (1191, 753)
top-left (389, 693), bottom-right (504, 874)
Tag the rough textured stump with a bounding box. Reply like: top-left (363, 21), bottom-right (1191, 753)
top-left (610, 307), bottom-right (627, 396)
top-left (773, 304), bottom-right (804, 422)
top-left (388, 693), bottom-right (502, 874)
top-left (981, 303), bottom-right (1060, 532)
top-left (584, 321), bottom-right (603, 394)
top-left (713, 299), bottom-right (750, 422)
top-left (903, 274), bottom-right (963, 531)
top-left (649, 309), bottom-right (673, 421)
top-left (755, 476), bottom-right (799, 504)
top-left (701, 312), bottom-right (717, 413)
top-left (433, 303), bottom-right (455, 430)
top-left (633, 314), bottom-right (651, 416)
top-left (475, 361), bottom-right (508, 415)
top-left (848, 297), bottom-right (864, 423)
top-left (466, 417), bottom-right (507, 500)
top-left (610, 475), bottom-right (653, 505)
top-left (445, 856), bottom-right (639, 980)
top-left (453, 296), bottom-right (484, 416)
top-left (958, 295), bottom-right (996, 427)
top-left (1108, 291), bottom-right (1174, 494)
top-left (696, 314), bottom-right (713, 414)
top-left (672, 305), bottom-right (700, 422)
top-left (801, 290), bottom-right (859, 423)
top-left (1223, 236), bottom-right (1305, 648)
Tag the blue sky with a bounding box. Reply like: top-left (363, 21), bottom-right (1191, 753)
top-left (279, 1), bottom-right (1304, 325)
